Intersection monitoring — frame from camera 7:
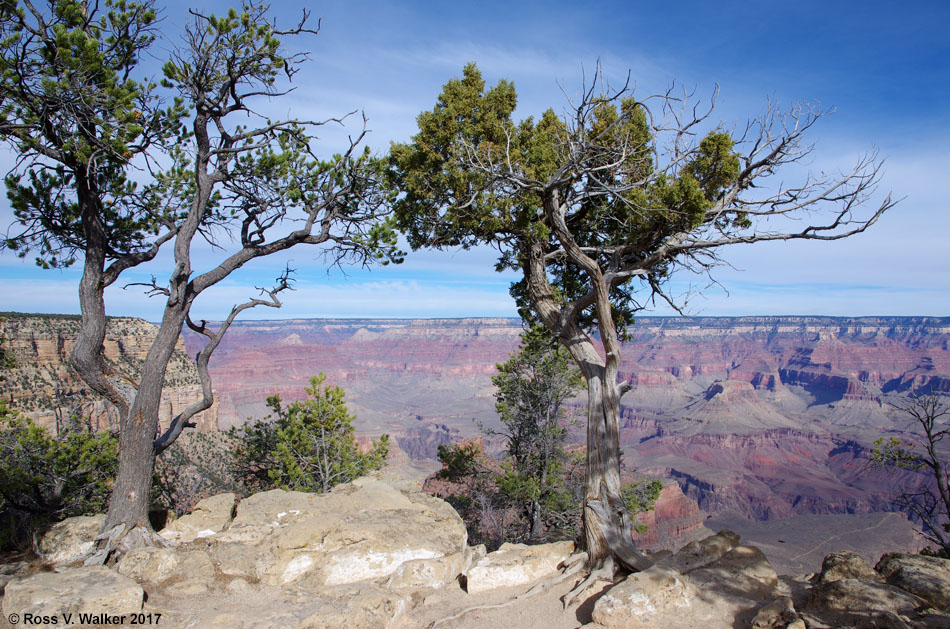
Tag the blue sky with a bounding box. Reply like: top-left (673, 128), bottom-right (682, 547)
top-left (1, 0), bottom-right (947, 320)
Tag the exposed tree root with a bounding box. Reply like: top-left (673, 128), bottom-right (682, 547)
top-left (561, 555), bottom-right (616, 609)
top-left (82, 522), bottom-right (169, 566)
top-left (429, 551), bottom-right (589, 628)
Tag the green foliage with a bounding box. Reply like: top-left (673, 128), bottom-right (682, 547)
top-left (870, 394), bottom-right (950, 556)
top-left (489, 325), bottom-right (582, 538)
top-left (621, 478), bottom-right (664, 534)
top-left (0, 410), bottom-right (117, 548)
top-left (434, 327), bottom-right (590, 545)
top-left (389, 63), bottom-right (744, 332)
top-left (871, 437), bottom-right (924, 470)
top-left (230, 374), bottom-right (388, 494)
top-left (0, 0), bottom-right (186, 267)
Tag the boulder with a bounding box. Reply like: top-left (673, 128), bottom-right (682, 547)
top-left (752, 597), bottom-right (801, 629)
top-left (464, 541), bottom-right (574, 593)
top-left (658, 529), bottom-right (740, 573)
top-left (592, 565), bottom-right (695, 628)
top-left (117, 547), bottom-right (181, 583)
top-left (159, 492), bottom-right (236, 544)
top-left (36, 514), bottom-right (105, 565)
top-left (806, 577), bottom-right (927, 615)
top-left (2, 566), bottom-right (143, 617)
top-left (386, 551), bottom-right (466, 589)
top-left (117, 547), bottom-right (216, 585)
top-left (818, 550), bottom-right (881, 584)
top-left (210, 542), bottom-right (269, 580)
top-left (690, 544), bottom-right (778, 601)
top-left (297, 585), bottom-right (409, 629)
top-left (219, 477), bottom-right (467, 588)
top-left (875, 553), bottom-right (950, 610)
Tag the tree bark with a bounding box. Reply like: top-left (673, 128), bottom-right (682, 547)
top-left (100, 309), bottom-right (187, 545)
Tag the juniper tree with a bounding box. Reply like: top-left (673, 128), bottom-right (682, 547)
top-left (490, 325), bottom-right (582, 539)
top-left (389, 63), bottom-right (895, 586)
top-left (0, 1), bottom-right (399, 561)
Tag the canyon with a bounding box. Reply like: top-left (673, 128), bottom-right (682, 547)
top-left (177, 315), bottom-right (946, 562)
top-left (4, 314), bottom-right (948, 566)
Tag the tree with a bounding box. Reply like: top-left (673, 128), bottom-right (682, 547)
top-left (490, 325), bottom-right (582, 539)
top-left (872, 393), bottom-right (950, 557)
top-left (0, 1), bottom-right (399, 560)
top-left (230, 374), bottom-right (389, 494)
top-left (389, 63), bottom-right (895, 581)
top-left (0, 412), bottom-right (118, 549)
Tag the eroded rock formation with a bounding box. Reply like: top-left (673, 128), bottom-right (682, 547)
top-left (0, 314), bottom-right (217, 433)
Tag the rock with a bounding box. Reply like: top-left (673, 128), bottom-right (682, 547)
top-left (159, 492), bottom-right (236, 543)
top-left (0, 561), bottom-right (31, 595)
top-left (297, 585), bottom-right (408, 629)
top-left (210, 542), bottom-right (269, 580)
top-left (591, 565), bottom-right (694, 628)
top-left (592, 561), bottom-right (763, 629)
top-left (690, 544), bottom-right (778, 601)
top-left (658, 529), bottom-right (741, 573)
top-left (818, 550), bottom-right (881, 584)
top-left (226, 577), bottom-right (253, 594)
top-left (464, 541), bottom-right (574, 593)
top-left (164, 579), bottom-right (211, 597)
top-left (117, 547), bottom-right (181, 583)
top-left (875, 553), bottom-right (950, 610)
top-left (36, 514), bottom-right (105, 565)
top-left (386, 552), bottom-right (466, 589)
top-left (249, 479), bottom-right (467, 587)
top-left (752, 597), bottom-right (800, 629)
top-left (806, 577), bottom-right (927, 615)
top-left (2, 566), bottom-right (143, 617)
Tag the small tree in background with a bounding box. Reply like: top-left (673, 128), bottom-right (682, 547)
top-left (231, 374), bottom-right (389, 494)
top-left (433, 327), bottom-right (661, 546)
top-left (872, 393), bottom-right (950, 557)
top-left (489, 325), bottom-right (582, 539)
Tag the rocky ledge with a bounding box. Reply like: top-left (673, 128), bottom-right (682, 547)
top-left (2, 476), bottom-right (948, 628)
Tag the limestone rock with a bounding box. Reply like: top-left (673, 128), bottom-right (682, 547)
top-left (159, 492), bottom-right (236, 543)
top-left (818, 550), bottom-right (881, 584)
top-left (875, 553), bottom-right (950, 610)
top-left (592, 565), bottom-right (695, 627)
top-left (752, 597), bottom-right (801, 629)
top-left (690, 544), bottom-right (778, 601)
top-left (117, 547), bottom-right (181, 583)
top-left (386, 552), bottom-right (466, 589)
top-left (658, 529), bottom-right (740, 573)
top-left (216, 478), bottom-right (467, 588)
top-left (464, 541), bottom-right (574, 594)
top-left (0, 561), bottom-right (31, 595)
top-left (36, 514), bottom-right (105, 565)
top-left (297, 585), bottom-right (409, 628)
top-left (210, 542), bottom-right (269, 580)
top-left (2, 566), bottom-right (143, 617)
top-left (806, 577), bottom-right (927, 615)
top-left (592, 560), bottom-right (764, 629)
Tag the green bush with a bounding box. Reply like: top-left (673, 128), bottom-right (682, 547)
top-left (0, 408), bottom-right (117, 549)
top-left (230, 374), bottom-right (388, 494)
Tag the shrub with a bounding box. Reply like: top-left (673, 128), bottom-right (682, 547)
top-left (230, 374), bottom-right (388, 494)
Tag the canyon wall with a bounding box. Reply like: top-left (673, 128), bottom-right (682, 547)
top-left (181, 315), bottom-right (949, 533)
top-left (0, 314), bottom-right (217, 433)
